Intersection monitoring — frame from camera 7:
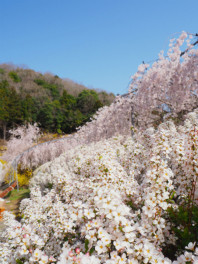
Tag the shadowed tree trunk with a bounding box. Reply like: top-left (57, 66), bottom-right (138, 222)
top-left (3, 122), bottom-right (7, 140)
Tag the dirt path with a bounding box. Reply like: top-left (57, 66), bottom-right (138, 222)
top-left (4, 199), bottom-right (21, 216)
top-left (0, 188), bottom-right (30, 234)
top-left (4, 189), bottom-right (30, 217)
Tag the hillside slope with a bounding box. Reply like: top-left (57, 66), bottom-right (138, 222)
top-left (0, 64), bottom-right (115, 139)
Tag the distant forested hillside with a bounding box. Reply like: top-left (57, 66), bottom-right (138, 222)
top-left (0, 64), bottom-right (115, 139)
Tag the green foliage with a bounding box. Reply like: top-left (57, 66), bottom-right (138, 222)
top-left (0, 68), bottom-right (5, 74)
top-left (34, 78), bottom-right (60, 99)
top-left (168, 204), bottom-right (198, 247)
top-left (34, 78), bottom-right (46, 86)
top-left (8, 71), bottom-right (21, 82)
top-left (77, 89), bottom-right (103, 116)
top-left (0, 81), bottom-right (22, 138)
top-left (46, 182), bottom-right (53, 189)
top-left (16, 259), bottom-right (24, 264)
top-left (60, 90), bottom-right (76, 109)
top-left (127, 200), bottom-right (137, 210)
top-left (89, 246), bottom-right (95, 255)
top-left (21, 94), bottom-right (36, 123)
top-left (57, 128), bottom-right (62, 134)
top-left (85, 239), bottom-right (89, 253)
top-left (163, 202), bottom-right (198, 259)
top-left (37, 101), bottom-right (55, 130)
top-left (5, 189), bottom-right (30, 201)
top-left (0, 64), bottom-right (115, 138)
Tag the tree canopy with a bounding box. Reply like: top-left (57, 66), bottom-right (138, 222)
top-left (0, 65), bottom-right (115, 138)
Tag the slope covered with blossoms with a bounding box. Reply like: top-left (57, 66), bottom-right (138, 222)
top-left (3, 32), bottom-right (198, 172)
top-left (1, 31), bottom-right (198, 264)
top-left (1, 109), bottom-right (198, 263)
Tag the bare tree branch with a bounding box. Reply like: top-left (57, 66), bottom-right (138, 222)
top-left (180, 39), bottom-right (198, 57)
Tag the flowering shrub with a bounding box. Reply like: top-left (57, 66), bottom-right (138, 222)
top-left (1, 31), bottom-right (198, 263)
top-left (0, 124), bottom-right (40, 185)
top-left (0, 158), bottom-right (8, 184)
top-left (1, 110), bottom-right (198, 263)
top-left (17, 165), bottom-right (33, 187)
top-left (1, 161), bottom-right (32, 187)
top-left (2, 32), bottom-right (198, 173)
top-left (130, 32), bottom-right (198, 128)
top-left (2, 123), bottom-right (41, 165)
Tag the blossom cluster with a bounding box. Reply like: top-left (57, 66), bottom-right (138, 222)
top-left (130, 32), bottom-right (198, 127)
top-left (1, 109), bottom-right (198, 263)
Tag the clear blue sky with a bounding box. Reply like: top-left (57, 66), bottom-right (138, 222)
top-left (1, 0), bottom-right (198, 95)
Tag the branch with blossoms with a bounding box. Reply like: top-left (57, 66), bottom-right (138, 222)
top-left (128, 31), bottom-right (198, 129)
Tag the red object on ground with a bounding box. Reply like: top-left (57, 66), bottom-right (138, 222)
top-left (0, 181), bottom-right (17, 198)
top-left (0, 207), bottom-right (5, 220)
top-left (0, 181), bottom-right (17, 220)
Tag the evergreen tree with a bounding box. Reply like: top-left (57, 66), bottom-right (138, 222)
top-left (0, 81), bottom-right (22, 139)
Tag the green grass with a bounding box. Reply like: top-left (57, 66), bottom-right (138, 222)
top-left (3, 188), bottom-right (30, 221)
top-left (5, 188), bottom-right (30, 201)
